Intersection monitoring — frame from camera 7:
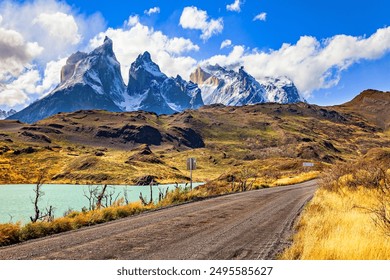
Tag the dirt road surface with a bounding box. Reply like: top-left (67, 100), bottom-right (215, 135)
top-left (0, 180), bottom-right (317, 260)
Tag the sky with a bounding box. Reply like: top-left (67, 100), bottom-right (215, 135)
top-left (0, 0), bottom-right (390, 111)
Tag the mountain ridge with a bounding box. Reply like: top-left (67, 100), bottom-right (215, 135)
top-left (0, 91), bottom-right (388, 184)
top-left (9, 37), bottom-right (306, 124)
top-left (336, 89), bottom-right (390, 130)
top-left (0, 109), bottom-right (17, 120)
top-left (190, 65), bottom-right (305, 106)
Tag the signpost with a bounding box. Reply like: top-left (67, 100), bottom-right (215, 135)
top-left (187, 158), bottom-right (196, 190)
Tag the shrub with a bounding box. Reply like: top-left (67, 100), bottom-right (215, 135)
top-left (0, 223), bottom-right (21, 246)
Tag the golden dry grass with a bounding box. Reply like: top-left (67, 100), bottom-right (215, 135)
top-left (271, 171), bottom-right (320, 186)
top-left (281, 153), bottom-right (390, 260)
top-left (281, 187), bottom-right (390, 259)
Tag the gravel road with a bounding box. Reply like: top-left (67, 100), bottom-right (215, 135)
top-left (0, 180), bottom-right (317, 260)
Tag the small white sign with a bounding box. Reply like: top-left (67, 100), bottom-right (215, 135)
top-left (187, 158), bottom-right (196, 170)
top-left (303, 162), bottom-right (315, 167)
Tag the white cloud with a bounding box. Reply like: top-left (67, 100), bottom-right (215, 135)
top-left (226, 0), bottom-right (242, 12)
top-left (35, 58), bottom-right (67, 95)
top-left (0, 26), bottom-right (43, 80)
top-left (179, 6), bottom-right (223, 41)
top-left (33, 12), bottom-right (81, 46)
top-left (89, 16), bottom-right (199, 83)
top-left (202, 27), bottom-right (390, 98)
top-left (126, 15), bottom-right (140, 27)
top-left (144, 7), bottom-right (160, 16)
top-left (220, 39), bottom-right (232, 49)
top-left (0, 0), bottom-right (105, 109)
top-left (253, 12), bottom-right (267, 21)
top-left (203, 45), bottom-right (245, 67)
top-left (0, 0), bottom-right (105, 62)
top-left (0, 69), bottom-right (40, 107)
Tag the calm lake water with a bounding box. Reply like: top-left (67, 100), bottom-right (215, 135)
top-left (0, 183), bottom-right (203, 224)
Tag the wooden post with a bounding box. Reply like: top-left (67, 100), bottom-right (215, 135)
top-left (190, 168), bottom-right (193, 190)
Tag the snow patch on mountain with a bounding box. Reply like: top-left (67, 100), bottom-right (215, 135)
top-left (127, 52), bottom-right (203, 114)
top-left (190, 65), bottom-right (266, 106)
top-left (190, 64), bottom-right (305, 105)
top-left (259, 76), bottom-right (305, 103)
top-left (0, 109), bottom-right (17, 120)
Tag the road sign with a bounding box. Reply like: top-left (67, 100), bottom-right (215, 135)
top-left (187, 158), bottom-right (196, 190)
top-left (303, 162), bottom-right (315, 167)
top-left (187, 158), bottom-right (196, 170)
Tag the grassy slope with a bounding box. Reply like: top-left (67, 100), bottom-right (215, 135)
top-left (281, 186), bottom-right (390, 259)
top-left (1, 101), bottom-right (388, 185)
top-left (281, 149), bottom-right (390, 259)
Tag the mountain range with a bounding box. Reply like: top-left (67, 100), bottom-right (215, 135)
top-left (8, 37), bottom-right (304, 123)
top-left (0, 109), bottom-right (16, 120)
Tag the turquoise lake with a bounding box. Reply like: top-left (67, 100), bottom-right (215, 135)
top-left (0, 183), bottom-right (203, 224)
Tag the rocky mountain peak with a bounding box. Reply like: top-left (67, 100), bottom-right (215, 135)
top-left (138, 51), bottom-right (152, 62)
top-left (0, 109), bottom-right (17, 120)
top-left (259, 76), bottom-right (304, 104)
top-left (189, 66), bottom-right (212, 85)
top-left (190, 65), bottom-right (266, 106)
top-left (60, 51), bottom-right (87, 83)
top-left (126, 52), bottom-right (203, 114)
top-left (91, 36), bottom-right (115, 57)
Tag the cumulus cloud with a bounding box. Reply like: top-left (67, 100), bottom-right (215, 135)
top-left (226, 0), bottom-right (242, 12)
top-left (179, 6), bottom-right (223, 40)
top-left (203, 45), bottom-right (246, 67)
top-left (220, 39), bottom-right (232, 49)
top-left (0, 69), bottom-right (40, 107)
top-left (89, 16), bottom-right (199, 83)
top-left (0, 0), bottom-right (105, 109)
top-left (33, 12), bottom-right (81, 45)
top-left (202, 27), bottom-right (390, 97)
top-left (35, 58), bottom-right (67, 95)
top-left (253, 12), bottom-right (267, 21)
top-left (144, 7), bottom-right (160, 16)
top-left (0, 26), bottom-right (42, 80)
top-left (0, 0), bottom-right (105, 62)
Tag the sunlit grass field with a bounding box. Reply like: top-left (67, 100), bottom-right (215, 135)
top-left (281, 154), bottom-right (390, 260)
top-left (281, 187), bottom-right (390, 259)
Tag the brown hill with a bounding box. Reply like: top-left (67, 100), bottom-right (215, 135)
top-left (0, 99), bottom-right (389, 184)
top-left (336, 89), bottom-right (390, 130)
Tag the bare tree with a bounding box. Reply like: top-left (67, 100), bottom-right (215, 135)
top-left (139, 180), bottom-right (156, 206)
top-left (103, 187), bottom-right (121, 207)
top-left (30, 170), bottom-right (55, 223)
top-left (149, 180), bottom-right (155, 205)
top-left (83, 185), bottom-right (99, 210)
top-left (158, 187), bottom-right (170, 202)
top-left (83, 184), bottom-right (122, 210)
top-left (139, 192), bottom-right (148, 206)
top-left (95, 184), bottom-right (108, 209)
top-left (123, 187), bottom-right (130, 204)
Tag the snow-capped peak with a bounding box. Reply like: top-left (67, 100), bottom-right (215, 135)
top-left (190, 64), bottom-right (305, 105)
top-left (0, 109), bottom-right (17, 120)
top-left (190, 65), bottom-right (266, 106)
top-left (259, 76), bottom-right (305, 103)
top-left (132, 51), bottom-right (167, 79)
top-left (126, 52), bottom-right (203, 114)
top-left (55, 36), bottom-right (125, 105)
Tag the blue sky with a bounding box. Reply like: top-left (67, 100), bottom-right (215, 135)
top-left (1, 0), bottom-right (390, 110)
